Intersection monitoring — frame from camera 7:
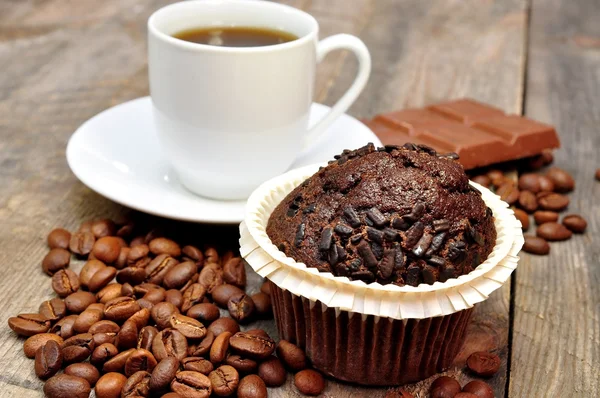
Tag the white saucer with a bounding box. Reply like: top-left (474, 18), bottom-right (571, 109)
top-left (66, 97), bottom-right (381, 224)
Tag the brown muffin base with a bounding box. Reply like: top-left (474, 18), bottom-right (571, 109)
top-left (270, 281), bottom-right (473, 386)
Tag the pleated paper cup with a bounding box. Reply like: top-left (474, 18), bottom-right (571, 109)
top-left (240, 164), bottom-right (524, 386)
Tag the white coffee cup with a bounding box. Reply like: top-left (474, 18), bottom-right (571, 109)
top-left (148, 0), bottom-right (371, 200)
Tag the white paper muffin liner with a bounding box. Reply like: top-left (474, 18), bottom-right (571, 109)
top-left (240, 163), bottom-right (523, 320)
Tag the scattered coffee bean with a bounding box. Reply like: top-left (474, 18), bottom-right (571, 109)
top-left (164, 261), bottom-right (197, 289)
top-left (212, 284), bottom-right (244, 308)
top-left (170, 313), bottom-right (207, 339)
top-left (198, 263), bottom-right (224, 294)
top-left (238, 374), bottom-right (268, 398)
top-left (149, 237), bottom-right (181, 257)
top-left (294, 369), bottom-right (325, 396)
top-left (151, 302), bottom-right (180, 330)
top-left (165, 289), bottom-right (184, 309)
top-left (251, 292), bottom-right (272, 318)
top-left (88, 266), bottom-right (117, 292)
top-left (24, 333), bottom-right (64, 358)
top-left (43, 374), bottom-right (91, 398)
top-left (184, 357), bottom-right (215, 375)
top-left (182, 245), bottom-right (205, 265)
top-left (47, 228), bottom-right (72, 250)
top-left (258, 355), bottom-right (286, 387)
top-left (122, 370), bottom-right (151, 397)
top-left (260, 281), bottom-right (271, 295)
top-left (80, 259), bottom-right (107, 287)
top-left (533, 210), bottom-right (559, 225)
top-left (430, 375), bottom-right (461, 397)
top-left (467, 351), bottom-right (501, 377)
top-left (73, 308), bottom-right (104, 333)
top-left (182, 283), bottom-right (208, 312)
top-left (471, 175), bottom-right (491, 187)
top-left (225, 354), bottom-right (258, 374)
top-left (50, 314), bottom-right (78, 338)
top-left (8, 313), bottom-right (51, 336)
top-left (228, 294), bottom-right (255, 323)
top-left (69, 231), bottom-right (96, 256)
top-left (62, 333), bottom-right (94, 364)
top-left (95, 372), bottom-right (127, 398)
top-left (35, 340), bottom-right (63, 379)
top-left (537, 222), bottom-right (573, 241)
top-left (65, 291), bottom-right (97, 314)
top-left (92, 236), bottom-right (122, 264)
top-left (104, 296), bottom-right (141, 322)
top-left (208, 317), bottom-right (240, 336)
top-left (538, 193), bottom-right (569, 211)
top-left (518, 190), bottom-right (538, 213)
top-left (513, 208), bottom-right (529, 231)
top-left (276, 340), bottom-right (307, 371)
top-left (38, 298), bottom-right (66, 322)
top-left (187, 303), bottom-right (220, 324)
top-left (189, 331), bottom-right (215, 357)
top-left (229, 332), bottom-right (275, 360)
top-left (96, 283), bottom-right (123, 304)
top-left (91, 219), bottom-right (117, 238)
top-left (149, 357), bottom-right (180, 392)
top-left (171, 370), bottom-right (212, 398)
top-left (103, 348), bottom-right (135, 373)
top-left (546, 167), bottom-right (575, 192)
top-left (52, 268), bottom-right (80, 297)
top-left (518, 173), bottom-right (540, 193)
top-left (42, 248), bottom-right (71, 275)
top-left (124, 348), bottom-right (158, 377)
top-left (209, 364), bottom-right (240, 396)
top-left (91, 342), bottom-right (119, 368)
top-left (462, 380), bottom-right (495, 398)
top-left (538, 175), bottom-right (555, 192)
top-left (65, 362), bottom-right (101, 386)
top-left (487, 170), bottom-right (505, 187)
top-left (496, 182), bottom-right (519, 205)
top-left (523, 235), bottom-right (550, 255)
top-left (152, 329), bottom-right (188, 361)
top-left (562, 214), bottom-right (587, 233)
top-left (223, 257), bottom-right (247, 288)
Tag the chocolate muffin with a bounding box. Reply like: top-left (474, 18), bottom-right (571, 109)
top-left (266, 143), bottom-right (496, 287)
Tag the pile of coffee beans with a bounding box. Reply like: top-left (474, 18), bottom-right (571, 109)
top-left (470, 151), bottom-right (587, 255)
top-left (9, 219), bottom-right (327, 397)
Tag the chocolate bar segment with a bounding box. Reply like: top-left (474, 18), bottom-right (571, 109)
top-left (363, 99), bottom-right (560, 169)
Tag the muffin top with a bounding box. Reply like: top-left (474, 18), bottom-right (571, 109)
top-left (266, 143), bottom-right (496, 287)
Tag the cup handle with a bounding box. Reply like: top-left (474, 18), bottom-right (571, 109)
top-left (304, 34), bottom-right (371, 148)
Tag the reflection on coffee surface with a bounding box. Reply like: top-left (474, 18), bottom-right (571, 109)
top-left (173, 26), bottom-right (298, 47)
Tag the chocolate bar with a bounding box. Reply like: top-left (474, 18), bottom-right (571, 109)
top-left (363, 99), bottom-right (560, 170)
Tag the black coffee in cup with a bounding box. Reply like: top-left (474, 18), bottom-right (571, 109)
top-left (173, 26), bottom-right (298, 47)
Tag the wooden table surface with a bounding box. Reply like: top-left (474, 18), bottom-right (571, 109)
top-left (0, 0), bottom-right (598, 397)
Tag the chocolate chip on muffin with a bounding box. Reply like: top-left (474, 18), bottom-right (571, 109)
top-left (266, 143), bottom-right (496, 287)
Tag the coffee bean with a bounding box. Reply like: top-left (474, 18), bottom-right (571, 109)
top-left (182, 283), bottom-right (208, 313)
top-left (115, 247), bottom-right (130, 269)
top-left (533, 210), bottom-right (559, 225)
top-left (152, 328), bottom-right (188, 361)
top-left (538, 193), bottom-right (569, 211)
top-left (518, 173), bottom-right (541, 193)
top-left (596, 168), bottom-right (600, 181)
top-left (523, 235), bottom-right (550, 255)
top-left (104, 296), bottom-right (141, 322)
top-left (117, 266), bottom-right (147, 285)
top-left (24, 333), bottom-right (64, 358)
top-left (487, 170), bottom-right (505, 187)
top-left (467, 351), bottom-right (501, 377)
top-left (73, 308), bottom-right (104, 333)
top-left (164, 261), bottom-right (197, 289)
top-left (69, 231), bottom-right (96, 256)
top-left (228, 294), bottom-right (255, 323)
top-left (47, 228), bottom-right (72, 250)
top-left (128, 307), bottom-right (151, 329)
top-left (115, 319), bottom-right (139, 350)
top-left (39, 298), bottom-right (66, 322)
top-left (90, 219), bottom-right (117, 238)
top-left (538, 175), bottom-right (555, 192)
top-left (8, 313), bottom-right (50, 336)
top-left (260, 281), bottom-right (271, 295)
top-left (123, 348), bottom-right (158, 377)
top-left (471, 175), bottom-right (491, 188)
top-left (64, 292), bottom-right (96, 314)
top-left (209, 317), bottom-right (241, 337)
top-left (128, 243), bottom-right (149, 262)
top-left (182, 245), bottom-right (205, 265)
top-left (79, 259), bottom-right (106, 287)
top-left (103, 348), bottom-right (135, 373)
top-left (149, 237), bottom-right (181, 257)
top-left (562, 214), bottom-right (587, 233)
top-left (204, 247), bottom-right (220, 264)
top-left (518, 190), bottom-right (538, 213)
top-left (44, 374), bottom-right (91, 398)
top-left (547, 167), bottom-right (575, 192)
top-left (276, 340), bottom-right (307, 371)
top-left (51, 268), bottom-right (80, 297)
top-left (122, 370), bottom-right (151, 397)
top-left (198, 263), bottom-right (224, 294)
top-left (210, 331), bottom-right (232, 364)
top-left (92, 236), bottom-right (122, 264)
top-left (151, 302), bottom-right (180, 330)
top-left (145, 254), bottom-right (179, 285)
top-left (171, 371), bottom-right (212, 397)
top-left (49, 314), bottom-right (77, 338)
top-left (229, 332), bottom-right (275, 360)
top-left (42, 248), bottom-right (71, 275)
top-left (169, 313), bottom-right (206, 339)
top-left (62, 333), bottom-right (94, 364)
top-left (91, 342), bottom-right (119, 368)
top-left (88, 320), bottom-right (119, 335)
top-left (34, 340), bottom-right (62, 379)
top-left (238, 374), bottom-right (268, 398)
top-left (183, 357), bottom-right (214, 375)
top-left (65, 363), bottom-right (100, 386)
top-left (430, 376), bottom-right (462, 397)
top-left (96, 283), bottom-right (123, 304)
top-left (223, 257), bottom-right (247, 288)
top-left (257, 356), bottom-right (286, 387)
top-left (537, 222), bottom-right (572, 241)
top-left (165, 289), bottom-right (184, 309)
top-left (148, 357), bottom-right (180, 392)
top-left (95, 372), bottom-right (127, 398)
top-left (209, 365), bottom-right (239, 396)
top-left (187, 303), bottom-right (220, 324)
top-left (496, 182), bottom-right (519, 205)
top-left (462, 380), bottom-right (494, 398)
top-left (189, 331), bottom-right (215, 357)
top-left (93, 332), bottom-right (116, 347)
top-left (513, 208), bottom-right (529, 231)
top-left (88, 266), bottom-right (117, 292)
top-left (294, 369), bottom-right (325, 396)
top-left (212, 284), bottom-right (244, 308)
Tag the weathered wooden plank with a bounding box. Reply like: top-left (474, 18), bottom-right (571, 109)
top-left (0, 0), bottom-right (527, 397)
top-left (509, 0), bottom-right (600, 396)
